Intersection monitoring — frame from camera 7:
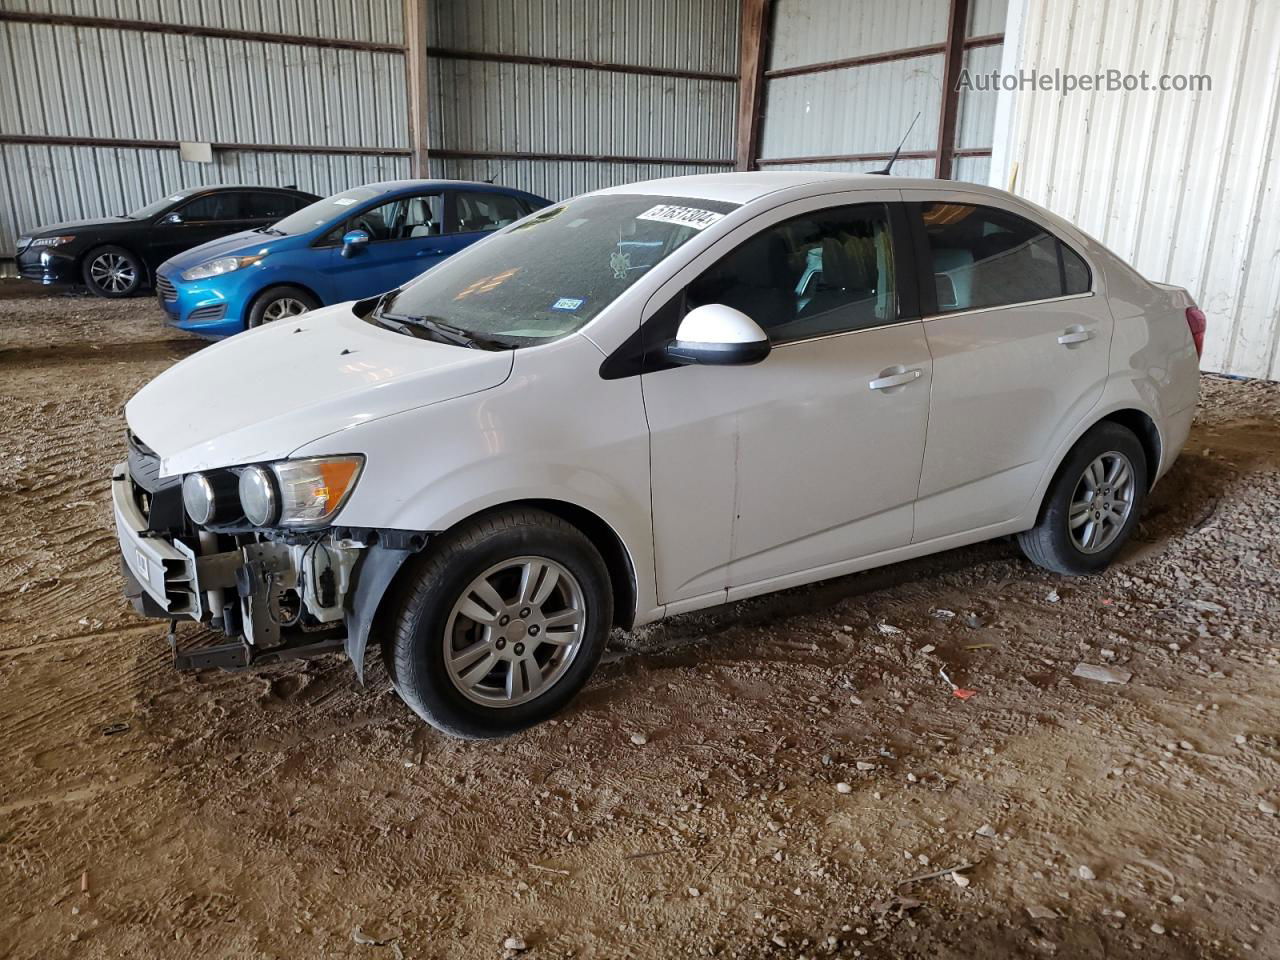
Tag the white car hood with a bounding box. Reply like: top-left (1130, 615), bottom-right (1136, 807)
top-left (126, 303), bottom-right (515, 476)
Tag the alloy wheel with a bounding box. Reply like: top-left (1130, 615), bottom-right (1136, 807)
top-left (1068, 451), bottom-right (1136, 553)
top-left (89, 253), bottom-right (137, 294)
top-left (261, 297), bottom-right (309, 322)
top-left (443, 556), bottom-right (587, 708)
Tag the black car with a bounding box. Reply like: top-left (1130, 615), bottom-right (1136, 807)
top-left (15, 184), bottom-right (321, 298)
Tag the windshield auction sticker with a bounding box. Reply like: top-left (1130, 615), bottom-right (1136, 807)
top-left (636, 204), bottom-right (725, 231)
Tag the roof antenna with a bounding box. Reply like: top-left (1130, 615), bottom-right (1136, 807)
top-left (483, 164), bottom-right (497, 184)
top-left (870, 111), bottom-right (921, 176)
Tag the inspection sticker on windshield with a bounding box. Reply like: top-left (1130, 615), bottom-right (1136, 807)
top-left (333, 197), bottom-right (357, 206)
top-left (551, 297), bottom-right (585, 312)
top-left (636, 204), bottom-right (724, 231)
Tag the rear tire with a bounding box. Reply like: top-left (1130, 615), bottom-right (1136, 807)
top-left (82, 245), bottom-right (144, 298)
top-left (383, 508), bottom-right (612, 739)
top-left (247, 285), bottom-right (318, 328)
top-left (1019, 421), bottom-right (1148, 576)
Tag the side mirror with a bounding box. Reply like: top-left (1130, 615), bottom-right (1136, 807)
top-left (161, 211), bottom-right (183, 225)
top-left (341, 229), bottom-right (370, 258)
top-left (667, 304), bottom-right (771, 366)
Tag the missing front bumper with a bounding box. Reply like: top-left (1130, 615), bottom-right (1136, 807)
top-left (113, 460), bottom-right (414, 676)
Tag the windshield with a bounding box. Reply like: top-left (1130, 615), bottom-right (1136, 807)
top-left (271, 185), bottom-right (384, 236)
top-left (370, 193), bottom-right (740, 347)
top-left (127, 191), bottom-right (194, 219)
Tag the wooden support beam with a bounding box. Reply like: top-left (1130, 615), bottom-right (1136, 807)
top-left (429, 148), bottom-right (734, 167)
top-left (0, 9), bottom-right (405, 53)
top-left (428, 48), bottom-right (735, 83)
top-left (0, 134), bottom-right (409, 157)
top-left (735, 0), bottom-right (771, 171)
top-left (935, 0), bottom-right (971, 180)
top-left (404, 0), bottom-right (431, 178)
top-left (755, 147), bottom-right (990, 167)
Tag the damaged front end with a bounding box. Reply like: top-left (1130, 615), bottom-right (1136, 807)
top-left (112, 432), bottom-right (420, 676)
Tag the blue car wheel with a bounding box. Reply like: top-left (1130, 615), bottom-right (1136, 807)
top-left (247, 285), bottom-right (319, 328)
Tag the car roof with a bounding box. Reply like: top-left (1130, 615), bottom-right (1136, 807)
top-left (355, 179), bottom-right (540, 195)
top-left (589, 171), bottom-right (1003, 205)
top-left (178, 184), bottom-right (316, 195)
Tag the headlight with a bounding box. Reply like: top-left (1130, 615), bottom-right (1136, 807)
top-left (182, 471), bottom-right (239, 525)
top-left (30, 235), bottom-right (75, 247)
top-left (241, 456), bottom-right (363, 528)
top-left (238, 466), bottom-right (279, 527)
top-left (181, 253), bottom-right (266, 281)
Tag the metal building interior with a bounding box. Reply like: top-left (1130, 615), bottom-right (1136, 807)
top-left (1, 2), bottom-right (1278, 958)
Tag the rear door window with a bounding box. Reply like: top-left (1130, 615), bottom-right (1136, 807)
top-left (242, 191), bottom-right (300, 220)
top-left (918, 203), bottom-right (1091, 312)
top-left (451, 191), bottom-right (529, 234)
top-left (175, 193), bottom-right (243, 222)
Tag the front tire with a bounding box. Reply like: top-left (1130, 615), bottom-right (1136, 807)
top-left (1019, 421), bottom-right (1148, 576)
top-left (247, 285), bottom-right (318, 328)
top-left (384, 508), bottom-right (613, 739)
top-left (82, 245), bottom-right (143, 298)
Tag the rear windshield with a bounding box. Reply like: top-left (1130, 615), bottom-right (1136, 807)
top-left (372, 193), bottom-right (740, 346)
top-left (271, 185), bottom-right (385, 236)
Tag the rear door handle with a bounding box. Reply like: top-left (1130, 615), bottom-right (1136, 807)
top-left (869, 368), bottom-right (923, 391)
top-left (1057, 327), bottom-right (1094, 345)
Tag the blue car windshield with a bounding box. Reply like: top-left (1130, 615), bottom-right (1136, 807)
top-left (371, 193), bottom-right (740, 347)
top-left (271, 185), bottom-right (384, 236)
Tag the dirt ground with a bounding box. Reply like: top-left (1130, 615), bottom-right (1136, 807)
top-left (1, 280), bottom-right (1277, 960)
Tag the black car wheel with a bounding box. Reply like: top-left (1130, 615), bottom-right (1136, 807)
top-left (248, 285), bottom-right (319, 328)
top-left (1018, 421), bottom-right (1149, 576)
top-left (383, 508), bottom-right (613, 739)
top-left (82, 245), bottom-right (144, 298)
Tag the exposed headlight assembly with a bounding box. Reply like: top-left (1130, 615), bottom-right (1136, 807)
top-left (30, 235), bottom-right (76, 247)
top-left (182, 471), bottom-right (239, 525)
top-left (238, 456), bottom-right (364, 529)
top-left (181, 253), bottom-right (266, 281)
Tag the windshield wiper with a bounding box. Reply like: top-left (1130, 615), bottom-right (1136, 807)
top-left (376, 312), bottom-right (510, 350)
top-left (254, 226), bottom-right (286, 236)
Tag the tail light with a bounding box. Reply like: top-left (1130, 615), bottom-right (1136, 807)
top-left (1185, 307), bottom-right (1206, 358)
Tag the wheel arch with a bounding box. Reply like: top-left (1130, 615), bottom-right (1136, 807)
top-left (1098, 408), bottom-right (1161, 489)
top-left (355, 497), bottom-right (639, 682)
top-left (1023, 403), bottom-right (1165, 532)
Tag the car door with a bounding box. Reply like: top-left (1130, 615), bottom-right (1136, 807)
top-left (638, 194), bottom-right (934, 608)
top-left (147, 192), bottom-right (251, 267)
top-left (900, 192), bottom-right (1111, 542)
top-left (321, 191), bottom-right (446, 299)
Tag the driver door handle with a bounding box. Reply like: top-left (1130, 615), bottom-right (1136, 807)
top-left (1057, 327), bottom-right (1094, 345)
top-left (869, 368), bottom-right (923, 391)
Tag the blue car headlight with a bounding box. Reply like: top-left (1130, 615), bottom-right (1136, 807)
top-left (181, 253), bottom-right (266, 282)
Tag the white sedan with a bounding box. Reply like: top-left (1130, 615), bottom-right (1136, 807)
top-left (114, 172), bottom-right (1203, 737)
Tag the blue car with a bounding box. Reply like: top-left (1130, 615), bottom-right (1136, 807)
top-left (154, 180), bottom-right (551, 338)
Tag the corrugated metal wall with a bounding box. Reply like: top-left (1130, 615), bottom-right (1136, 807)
top-left (758, 0), bottom-right (1007, 182)
top-left (993, 0), bottom-right (1280, 380)
top-left (424, 0), bottom-right (739, 198)
top-left (429, 0), bottom-right (738, 73)
top-left (1, 23), bottom-right (406, 147)
top-left (0, 1), bottom-right (409, 264)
